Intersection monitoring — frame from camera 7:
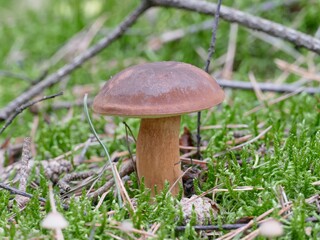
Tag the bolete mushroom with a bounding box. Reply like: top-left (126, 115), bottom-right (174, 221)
top-left (93, 61), bottom-right (224, 195)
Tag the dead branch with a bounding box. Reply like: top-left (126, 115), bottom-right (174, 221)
top-left (275, 59), bottom-right (320, 82)
top-left (88, 159), bottom-right (134, 199)
top-left (213, 126), bottom-right (272, 158)
top-left (217, 79), bottom-right (320, 94)
top-left (150, 0), bottom-right (320, 54)
top-left (41, 159), bottom-right (73, 184)
top-left (0, 92), bottom-right (63, 135)
top-left (196, 0), bottom-right (222, 159)
top-left (176, 223), bottom-right (246, 231)
top-left (15, 137), bottom-right (32, 207)
top-left (175, 216), bottom-right (318, 232)
top-left (0, 182), bottom-right (46, 203)
top-left (58, 170), bottom-right (96, 193)
top-left (0, 1), bottom-right (150, 121)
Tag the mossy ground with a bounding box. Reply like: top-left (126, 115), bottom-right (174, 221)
top-left (0, 0), bottom-right (319, 239)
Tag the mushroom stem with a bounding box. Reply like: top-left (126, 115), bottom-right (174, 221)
top-left (136, 116), bottom-right (182, 195)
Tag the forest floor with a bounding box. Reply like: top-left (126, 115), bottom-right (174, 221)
top-left (0, 0), bottom-right (320, 239)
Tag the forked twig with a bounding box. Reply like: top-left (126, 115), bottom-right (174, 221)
top-left (0, 182), bottom-right (46, 203)
top-left (0, 92), bottom-right (63, 135)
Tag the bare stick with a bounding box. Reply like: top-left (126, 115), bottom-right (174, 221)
top-left (275, 59), bottom-right (320, 82)
top-left (0, 182), bottom-right (46, 203)
top-left (248, 72), bottom-right (266, 103)
top-left (213, 126), bottom-right (272, 158)
top-left (0, 92), bottom-right (63, 135)
top-left (15, 137), bottom-right (32, 207)
top-left (244, 87), bottom-right (304, 115)
top-left (0, 1), bottom-right (150, 121)
top-left (113, 163), bottom-right (135, 212)
top-left (222, 23), bottom-right (238, 79)
top-left (204, 0), bottom-right (222, 73)
top-left (176, 223), bottom-right (247, 231)
top-left (197, 0), bottom-right (223, 158)
top-left (88, 159), bottom-right (134, 199)
top-left (151, 0), bottom-right (320, 54)
top-left (176, 215), bottom-right (320, 232)
top-left (58, 170), bottom-right (96, 193)
top-left (123, 121), bottom-right (138, 181)
top-left (168, 167), bottom-right (192, 195)
top-left (217, 79), bottom-right (320, 94)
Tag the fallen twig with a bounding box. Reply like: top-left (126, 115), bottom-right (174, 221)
top-left (244, 87), bottom-right (305, 115)
top-left (58, 170), bottom-right (96, 193)
top-left (248, 72), bottom-right (266, 103)
top-left (0, 182), bottom-right (46, 203)
top-left (275, 59), bottom-right (320, 82)
top-left (151, 0), bottom-right (320, 54)
top-left (0, 1), bottom-right (150, 121)
top-left (218, 194), bottom-right (319, 240)
top-left (197, 0), bottom-right (223, 159)
top-left (175, 216), bottom-right (319, 232)
top-left (113, 163), bottom-right (135, 212)
top-left (0, 92), bottom-right (63, 135)
top-left (15, 137), bottom-right (32, 207)
top-left (213, 126), bottom-right (272, 157)
top-left (222, 23), bottom-right (238, 80)
top-left (217, 79), bottom-right (320, 94)
top-left (176, 223), bottom-right (247, 231)
top-left (87, 159), bottom-right (134, 199)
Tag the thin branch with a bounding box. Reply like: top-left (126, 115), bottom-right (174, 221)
top-left (221, 23), bottom-right (238, 79)
top-left (244, 87), bottom-right (304, 115)
top-left (204, 0), bottom-right (222, 73)
top-left (0, 182), bottom-right (46, 203)
top-left (0, 92), bottom-right (63, 135)
top-left (15, 137), bottom-right (32, 207)
top-left (175, 216), bottom-right (320, 232)
top-left (275, 59), bottom-right (320, 82)
top-left (248, 72), bottom-right (266, 103)
top-left (217, 79), bottom-right (320, 94)
top-left (176, 223), bottom-right (247, 231)
top-left (123, 122), bottom-right (138, 182)
top-left (213, 126), bottom-right (272, 158)
top-left (123, 121), bottom-right (137, 143)
top-left (197, 0), bottom-right (223, 158)
top-left (0, 1), bottom-right (150, 121)
top-left (151, 0), bottom-right (320, 54)
top-left (87, 159), bottom-right (134, 199)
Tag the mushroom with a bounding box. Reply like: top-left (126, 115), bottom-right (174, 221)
top-left (93, 61), bottom-right (224, 195)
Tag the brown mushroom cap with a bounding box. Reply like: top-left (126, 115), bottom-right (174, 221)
top-left (93, 61), bottom-right (224, 117)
